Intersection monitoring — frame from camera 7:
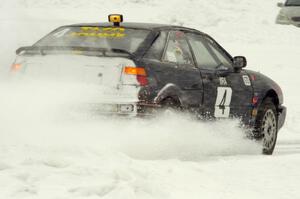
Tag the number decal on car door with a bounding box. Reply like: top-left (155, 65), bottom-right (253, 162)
top-left (214, 87), bottom-right (232, 118)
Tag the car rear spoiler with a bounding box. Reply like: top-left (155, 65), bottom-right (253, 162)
top-left (16, 46), bottom-right (135, 58)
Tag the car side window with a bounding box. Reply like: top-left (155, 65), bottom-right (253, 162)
top-left (186, 33), bottom-right (219, 70)
top-left (205, 38), bottom-right (232, 68)
top-left (163, 31), bottom-right (194, 66)
top-left (144, 31), bottom-right (167, 60)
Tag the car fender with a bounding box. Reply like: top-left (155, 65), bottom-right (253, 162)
top-left (154, 83), bottom-right (183, 105)
top-left (245, 70), bottom-right (283, 107)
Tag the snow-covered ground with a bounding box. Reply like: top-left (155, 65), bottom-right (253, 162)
top-left (1, 0), bottom-right (300, 198)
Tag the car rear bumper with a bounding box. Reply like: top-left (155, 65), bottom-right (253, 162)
top-left (278, 105), bottom-right (287, 130)
top-left (79, 102), bottom-right (160, 117)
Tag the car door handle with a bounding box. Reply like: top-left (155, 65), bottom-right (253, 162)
top-left (183, 82), bottom-right (203, 90)
top-left (202, 74), bottom-right (214, 81)
top-left (191, 82), bottom-right (203, 89)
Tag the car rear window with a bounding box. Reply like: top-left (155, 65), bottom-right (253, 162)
top-left (35, 26), bottom-right (151, 53)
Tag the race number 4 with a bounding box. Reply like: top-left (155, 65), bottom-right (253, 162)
top-left (214, 87), bottom-right (232, 118)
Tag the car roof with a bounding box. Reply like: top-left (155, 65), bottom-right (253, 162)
top-left (68, 22), bottom-right (204, 33)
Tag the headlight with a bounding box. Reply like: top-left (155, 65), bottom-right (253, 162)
top-left (278, 14), bottom-right (289, 20)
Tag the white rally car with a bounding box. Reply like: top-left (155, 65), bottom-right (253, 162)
top-left (276, 0), bottom-right (300, 27)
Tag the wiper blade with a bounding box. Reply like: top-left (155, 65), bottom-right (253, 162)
top-left (109, 48), bottom-right (134, 57)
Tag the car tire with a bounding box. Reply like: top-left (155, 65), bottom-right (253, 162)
top-left (160, 97), bottom-right (181, 113)
top-left (255, 97), bottom-right (278, 155)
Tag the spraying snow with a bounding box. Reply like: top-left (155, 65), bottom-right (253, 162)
top-left (0, 80), bottom-right (260, 160)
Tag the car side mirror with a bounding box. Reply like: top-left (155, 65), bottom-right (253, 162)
top-left (277, 2), bottom-right (284, 7)
top-left (233, 56), bottom-right (247, 71)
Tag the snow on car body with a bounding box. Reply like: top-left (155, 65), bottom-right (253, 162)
top-left (11, 15), bottom-right (286, 154)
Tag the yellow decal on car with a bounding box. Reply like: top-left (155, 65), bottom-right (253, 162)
top-left (71, 27), bottom-right (126, 38)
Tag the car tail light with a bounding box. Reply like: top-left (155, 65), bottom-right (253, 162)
top-left (11, 63), bottom-right (22, 72)
top-left (136, 75), bottom-right (148, 86)
top-left (124, 66), bottom-right (148, 86)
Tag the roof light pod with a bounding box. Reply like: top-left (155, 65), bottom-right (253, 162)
top-left (108, 14), bottom-right (123, 26)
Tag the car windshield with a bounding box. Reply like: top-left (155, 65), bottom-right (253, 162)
top-left (35, 26), bottom-right (151, 53)
top-left (286, 0), bottom-right (300, 6)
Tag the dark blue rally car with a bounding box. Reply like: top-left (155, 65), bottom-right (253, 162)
top-left (12, 14), bottom-right (286, 154)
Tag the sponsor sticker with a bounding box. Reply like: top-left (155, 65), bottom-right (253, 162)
top-left (219, 77), bottom-right (227, 86)
top-left (242, 75), bottom-right (251, 86)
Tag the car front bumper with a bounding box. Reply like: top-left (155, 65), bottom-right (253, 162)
top-left (291, 16), bottom-right (300, 27)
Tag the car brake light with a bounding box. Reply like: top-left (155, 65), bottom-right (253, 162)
top-left (137, 75), bottom-right (148, 86)
top-left (124, 66), bottom-right (148, 86)
top-left (11, 63), bottom-right (22, 71)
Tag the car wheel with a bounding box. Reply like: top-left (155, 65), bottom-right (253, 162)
top-left (255, 98), bottom-right (278, 155)
top-left (160, 98), bottom-right (181, 114)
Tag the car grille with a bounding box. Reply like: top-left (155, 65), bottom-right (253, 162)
top-left (291, 17), bottom-right (300, 22)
